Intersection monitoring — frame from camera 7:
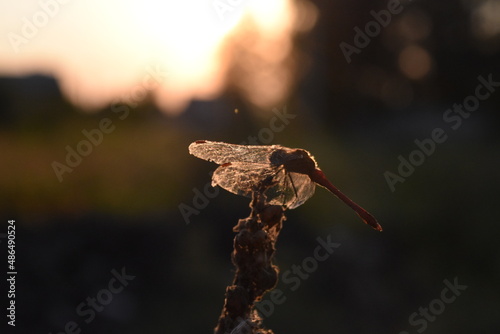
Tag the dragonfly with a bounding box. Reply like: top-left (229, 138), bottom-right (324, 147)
top-left (189, 140), bottom-right (382, 231)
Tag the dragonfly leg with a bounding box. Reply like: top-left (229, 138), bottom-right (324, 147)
top-left (286, 171), bottom-right (299, 206)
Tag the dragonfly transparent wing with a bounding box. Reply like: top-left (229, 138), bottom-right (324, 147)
top-left (212, 162), bottom-right (316, 209)
top-left (267, 171), bottom-right (316, 209)
top-left (189, 140), bottom-right (281, 165)
top-left (212, 162), bottom-right (278, 198)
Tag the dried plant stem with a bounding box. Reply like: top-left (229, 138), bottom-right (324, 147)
top-left (214, 192), bottom-right (285, 334)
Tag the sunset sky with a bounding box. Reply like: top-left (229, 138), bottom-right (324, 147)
top-left (0, 0), bottom-right (317, 113)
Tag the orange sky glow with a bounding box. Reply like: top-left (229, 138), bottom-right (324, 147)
top-left (0, 0), bottom-right (317, 114)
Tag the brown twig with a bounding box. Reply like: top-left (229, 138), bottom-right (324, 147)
top-left (214, 190), bottom-right (285, 334)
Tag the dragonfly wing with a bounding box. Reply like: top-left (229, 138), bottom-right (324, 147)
top-left (213, 163), bottom-right (316, 209)
top-left (277, 172), bottom-right (316, 209)
top-left (212, 162), bottom-right (277, 198)
top-left (189, 140), bottom-right (281, 165)
top-left (263, 170), bottom-right (315, 209)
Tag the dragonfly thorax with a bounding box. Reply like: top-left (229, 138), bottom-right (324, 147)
top-left (270, 148), bottom-right (317, 176)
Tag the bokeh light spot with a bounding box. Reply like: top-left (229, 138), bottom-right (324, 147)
top-left (398, 45), bottom-right (432, 80)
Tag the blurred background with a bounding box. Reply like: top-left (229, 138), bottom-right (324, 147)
top-left (1, 0), bottom-right (499, 333)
